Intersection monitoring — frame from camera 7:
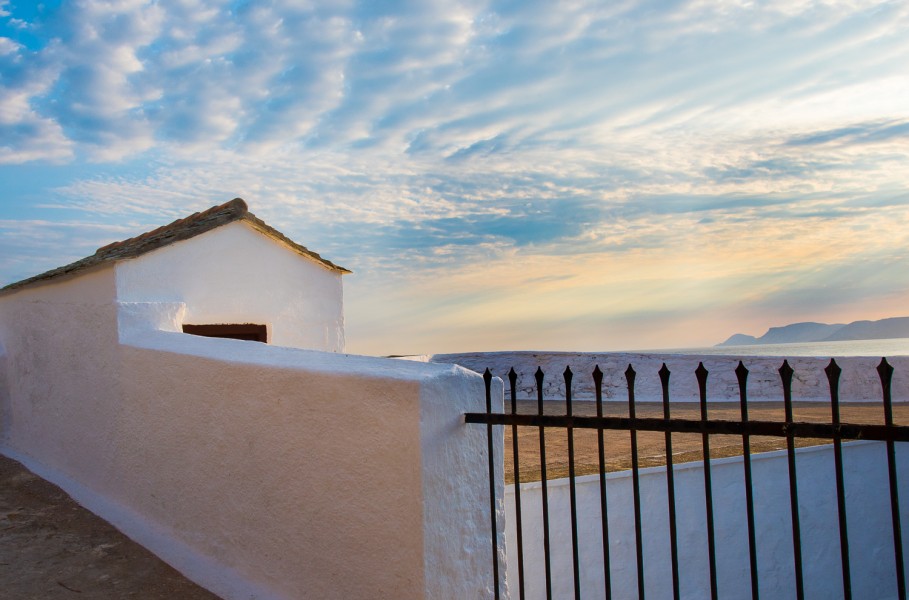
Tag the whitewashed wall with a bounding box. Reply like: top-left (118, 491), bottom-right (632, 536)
top-left (430, 352), bottom-right (909, 402)
top-left (116, 221), bottom-right (346, 352)
top-left (0, 267), bottom-right (121, 469)
top-left (506, 442), bottom-right (909, 599)
top-left (0, 274), bottom-right (503, 599)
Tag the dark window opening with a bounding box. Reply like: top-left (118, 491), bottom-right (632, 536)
top-left (182, 324), bottom-right (268, 343)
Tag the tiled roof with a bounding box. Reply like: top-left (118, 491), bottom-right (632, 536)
top-left (1, 198), bottom-right (350, 293)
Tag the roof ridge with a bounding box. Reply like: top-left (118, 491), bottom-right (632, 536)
top-left (240, 210), bottom-right (349, 273)
top-left (1, 198), bottom-right (348, 294)
top-left (95, 198), bottom-right (248, 255)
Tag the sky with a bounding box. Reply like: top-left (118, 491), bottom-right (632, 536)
top-left (1, 0), bottom-right (908, 356)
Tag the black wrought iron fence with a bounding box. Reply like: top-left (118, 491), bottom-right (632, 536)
top-left (465, 358), bottom-right (909, 600)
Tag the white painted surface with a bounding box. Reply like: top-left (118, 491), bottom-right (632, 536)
top-left (0, 267), bottom-right (501, 599)
top-left (420, 369), bottom-right (507, 599)
top-left (0, 336), bottom-right (7, 433)
top-left (431, 351), bottom-right (909, 402)
top-left (116, 221), bottom-right (346, 352)
top-left (2, 445), bottom-right (279, 600)
top-left (0, 267), bottom-right (121, 474)
top-left (505, 442), bottom-right (909, 599)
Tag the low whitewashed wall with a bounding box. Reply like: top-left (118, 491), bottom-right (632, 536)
top-left (505, 442), bottom-right (909, 599)
top-left (430, 351), bottom-right (909, 402)
top-left (0, 291), bottom-right (504, 599)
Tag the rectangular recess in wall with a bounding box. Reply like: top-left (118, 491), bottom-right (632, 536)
top-left (182, 324), bottom-right (268, 343)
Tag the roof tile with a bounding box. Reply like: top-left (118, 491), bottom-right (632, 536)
top-left (1, 198), bottom-right (350, 293)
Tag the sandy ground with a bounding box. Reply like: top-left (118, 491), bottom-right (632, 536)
top-left (504, 401), bottom-right (909, 483)
top-left (0, 454), bottom-right (220, 600)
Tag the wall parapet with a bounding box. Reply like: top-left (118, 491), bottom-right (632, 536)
top-left (431, 351), bottom-right (909, 402)
top-left (0, 298), bottom-right (502, 599)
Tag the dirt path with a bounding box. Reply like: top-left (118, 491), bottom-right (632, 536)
top-left (0, 454), bottom-right (221, 600)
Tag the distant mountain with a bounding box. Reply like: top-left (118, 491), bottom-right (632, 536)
top-left (824, 317), bottom-right (909, 342)
top-left (717, 317), bottom-right (909, 346)
top-left (721, 333), bottom-right (759, 346)
top-left (756, 322), bottom-right (846, 344)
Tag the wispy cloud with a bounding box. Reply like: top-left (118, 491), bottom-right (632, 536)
top-left (1, 0), bottom-right (908, 353)
top-left (786, 119), bottom-right (909, 147)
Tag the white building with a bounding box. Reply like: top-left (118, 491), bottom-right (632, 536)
top-left (0, 199), bottom-right (500, 600)
top-left (1, 197), bottom-right (350, 351)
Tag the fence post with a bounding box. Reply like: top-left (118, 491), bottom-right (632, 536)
top-left (878, 357), bottom-right (906, 599)
top-left (593, 365), bottom-right (613, 599)
top-left (696, 362), bottom-right (718, 600)
top-left (779, 359), bottom-right (805, 600)
top-left (509, 367), bottom-right (526, 600)
top-left (736, 361), bottom-right (759, 600)
top-left (825, 359), bottom-right (852, 600)
top-left (536, 366), bottom-right (553, 599)
top-left (564, 366), bottom-right (581, 600)
top-left (625, 364), bottom-right (646, 600)
top-left (660, 363), bottom-right (681, 600)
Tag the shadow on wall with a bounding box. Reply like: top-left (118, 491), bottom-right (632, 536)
top-left (506, 442), bottom-right (908, 599)
top-left (0, 339), bottom-right (7, 440)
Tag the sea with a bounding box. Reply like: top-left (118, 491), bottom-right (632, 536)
top-left (641, 337), bottom-right (909, 358)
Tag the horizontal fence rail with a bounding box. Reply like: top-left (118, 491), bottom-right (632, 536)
top-left (465, 412), bottom-right (909, 440)
top-left (466, 358), bottom-right (909, 600)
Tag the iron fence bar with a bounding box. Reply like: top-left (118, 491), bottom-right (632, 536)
top-left (483, 368), bottom-right (500, 600)
top-left (563, 367), bottom-right (582, 600)
top-left (780, 360), bottom-right (805, 600)
top-left (697, 363), bottom-right (719, 600)
top-left (593, 365), bottom-right (613, 599)
top-left (467, 360), bottom-right (909, 600)
top-left (825, 359), bottom-right (852, 599)
top-left (660, 363), bottom-right (681, 600)
top-left (464, 413), bottom-right (909, 442)
top-left (509, 368), bottom-right (527, 600)
top-left (627, 365), bottom-right (646, 600)
top-left (736, 361), bottom-right (759, 600)
top-left (536, 367), bottom-right (553, 600)
top-left (879, 358), bottom-right (906, 599)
